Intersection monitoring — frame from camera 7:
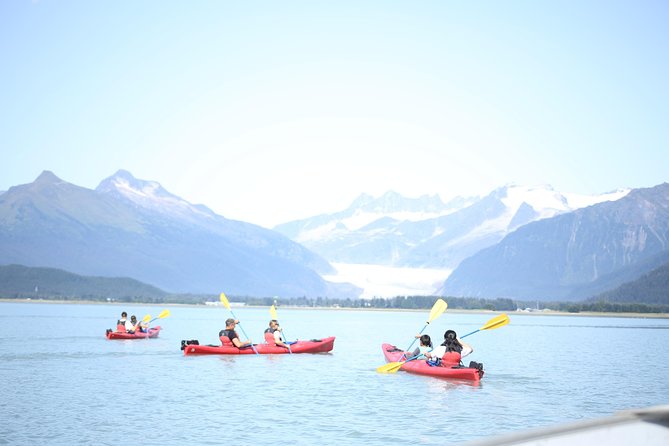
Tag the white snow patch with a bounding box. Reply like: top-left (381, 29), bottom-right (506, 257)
top-left (502, 184), bottom-right (569, 218)
top-left (340, 211), bottom-right (385, 231)
top-left (341, 209), bottom-right (459, 232)
top-left (564, 189), bottom-right (630, 208)
top-left (447, 185), bottom-right (629, 248)
top-left (296, 221), bottom-right (344, 242)
top-left (323, 262), bottom-right (452, 298)
top-left (112, 178), bottom-right (213, 219)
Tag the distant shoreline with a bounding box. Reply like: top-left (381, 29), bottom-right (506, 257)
top-left (2, 298), bottom-right (668, 319)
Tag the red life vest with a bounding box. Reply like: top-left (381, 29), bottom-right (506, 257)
top-left (219, 329), bottom-right (235, 347)
top-left (116, 320), bottom-right (127, 333)
top-left (441, 351), bottom-right (462, 365)
top-left (264, 332), bottom-right (275, 344)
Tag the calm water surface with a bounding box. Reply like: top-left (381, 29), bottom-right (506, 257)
top-left (1, 302), bottom-right (668, 445)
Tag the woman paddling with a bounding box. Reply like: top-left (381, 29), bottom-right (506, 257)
top-left (426, 330), bottom-right (473, 365)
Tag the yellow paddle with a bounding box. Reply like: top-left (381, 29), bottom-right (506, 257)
top-left (220, 292), bottom-right (259, 355)
top-left (377, 353), bottom-right (421, 374)
top-left (148, 309), bottom-right (170, 323)
top-left (461, 313), bottom-right (510, 338)
top-left (270, 304), bottom-right (292, 354)
top-left (402, 298), bottom-right (448, 358)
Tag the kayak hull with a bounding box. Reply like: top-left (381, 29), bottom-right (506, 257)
top-left (183, 336), bottom-right (335, 355)
top-left (106, 327), bottom-right (161, 340)
top-left (382, 343), bottom-right (483, 381)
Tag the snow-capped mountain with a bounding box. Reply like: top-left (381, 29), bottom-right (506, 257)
top-left (441, 183), bottom-right (669, 301)
top-left (274, 185), bottom-right (630, 270)
top-left (276, 191), bottom-right (475, 243)
top-left (96, 169), bottom-right (218, 224)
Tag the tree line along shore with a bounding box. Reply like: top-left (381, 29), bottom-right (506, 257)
top-left (1, 294), bottom-right (668, 316)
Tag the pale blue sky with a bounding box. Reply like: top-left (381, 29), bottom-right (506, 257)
top-left (2, 1), bottom-right (668, 227)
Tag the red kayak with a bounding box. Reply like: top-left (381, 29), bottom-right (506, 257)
top-left (382, 343), bottom-right (484, 381)
top-left (182, 336), bottom-right (335, 355)
top-left (106, 327), bottom-right (161, 340)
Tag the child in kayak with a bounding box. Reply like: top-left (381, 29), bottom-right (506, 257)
top-left (264, 319), bottom-right (290, 348)
top-left (219, 318), bottom-right (253, 348)
top-left (410, 334), bottom-right (433, 359)
top-left (426, 330), bottom-right (473, 365)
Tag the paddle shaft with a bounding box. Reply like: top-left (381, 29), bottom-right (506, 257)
top-left (379, 352), bottom-right (422, 373)
top-left (282, 328), bottom-right (293, 354)
top-left (398, 353), bottom-right (422, 367)
top-left (401, 299), bottom-right (447, 360)
top-left (400, 353), bottom-right (422, 366)
top-left (402, 323), bottom-right (429, 360)
top-left (461, 329), bottom-right (479, 339)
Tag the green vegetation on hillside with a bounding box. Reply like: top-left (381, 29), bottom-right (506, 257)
top-left (243, 295), bottom-right (518, 311)
top-left (243, 295), bottom-right (669, 313)
top-left (517, 300), bottom-right (669, 314)
top-left (591, 261), bottom-right (669, 305)
top-left (2, 264), bottom-right (667, 313)
top-left (0, 264), bottom-right (170, 301)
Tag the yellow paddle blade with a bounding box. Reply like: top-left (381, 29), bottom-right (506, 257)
top-left (270, 305), bottom-right (278, 320)
top-left (376, 361), bottom-right (405, 374)
top-left (158, 309), bottom-right (170, 319)
top-left (219, 292), bottom-right (231, 310)
top-left (481, 313), bottom-right (510, 331)
top-left (142, 314), bottom-right (151, 323)
top-left (427, 299), bottom-right (448, 324)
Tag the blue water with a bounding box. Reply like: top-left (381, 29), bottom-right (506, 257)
top-left (1, 302), bottom-right (668, 446)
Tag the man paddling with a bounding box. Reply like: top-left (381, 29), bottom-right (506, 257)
top-left (219, 318), bottom-right (253, 349)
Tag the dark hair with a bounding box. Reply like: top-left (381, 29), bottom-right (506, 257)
top-left (441, 330), bottom-right (462, 353)
top-left (420, 334), bottom-right (432, 348)
top-left (269, 319), bottom-right (278, 327)
top-left (444, 330), bottom-right (457, 340)
top-left (225, 318), bottom-right (236, 326)
top-left (121, 312), bottom-right (127, 317)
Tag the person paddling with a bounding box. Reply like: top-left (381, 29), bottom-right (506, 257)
top-left (219, 318), bottom-right (253, 349)
top-left (136, 318), bottom-right (149, 333)
top-left (426, 330), bottom-right (473, 365)
top-left (410, 334), bottom-right (433, 359)
top-left (127, 315), bottom-right (139, 333)
top-left (264, 319), bottom-right (290, 348)
top-left (116, 312), bottom-right (129, 332)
